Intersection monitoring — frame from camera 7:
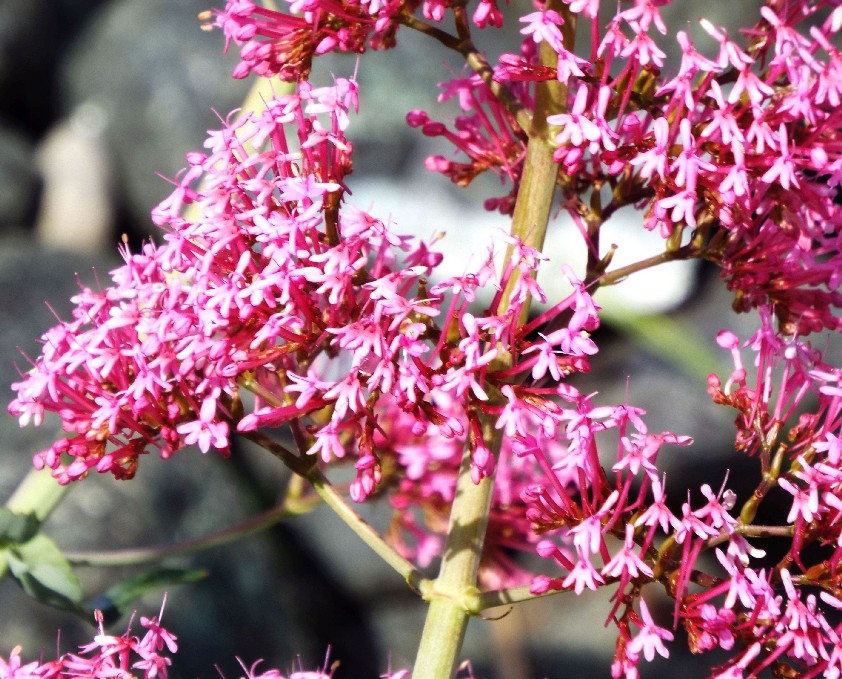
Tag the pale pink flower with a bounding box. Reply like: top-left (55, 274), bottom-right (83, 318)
top-left (601, 524), bottom-right (653, 580)
top-left (519, 10), bottom-right (565, 53)
top-left (562, 547), bottom-right (605, 594)
top-left (176, 396), bottom-right (230, 454)
top-left (562, 0), bottom-right (598, 19)
top-left (627, 599), bottom-right (673, 662)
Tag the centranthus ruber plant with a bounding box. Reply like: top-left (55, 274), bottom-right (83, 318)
top-left (4, 0), bottom-right (842, 677)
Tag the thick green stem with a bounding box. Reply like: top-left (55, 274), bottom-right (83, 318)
top-left (412, 11), bottom-right (571, 676)
top-left (498, 6), bottom-right (569, 324)
top-left (4, 468), bottom-right (69, 523)
top-left (412, 597), bottom-right (471, 677)
top-left (411, 421), bottom-right (499, 679)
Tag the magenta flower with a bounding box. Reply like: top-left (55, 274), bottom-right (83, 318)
top-left (176, 396), bottom-right (231, 455)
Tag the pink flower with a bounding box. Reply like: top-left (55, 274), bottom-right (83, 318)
top-left (674, 496), bottom-right (720, 545)
top-left (561, 0), bottom-right (598, 19)
top-left (655, 188), bottom-right (697, 229)
top-left (634, 476), bottom-right (681, 535)
top-left (562, 547), bottom-right (605, 594)
top-left (814, 432), bottom-right (842, 466)
top-left (548, 84), bottom-right (617, 153)
top-left (618, 0), bottom-right (667, 34)
top-left (694, 483), bottom-right (738, 532)
top-left (408, 72), bottom-right (528, 214)
top-left (0, 647), bottom-right (42, 679)
top-left (760, 123), bottom-right (799, 190)
top-left (777, 476), bottom-right (820, 524)
top-left (620, 22), bottom-right (666, 67)
top-left (0, 605), bottom-right (180, 679)
top-left (601, 524), bottom-right (653, 580)
top-left (209, 0), bottom-right (383, 81)
top-left (472, 0), bottom-right (503, 28)
top-left (715, 549), bottom-right (757, 611)
top-left (519, 10), bottom-right (565, 53)
top-left (629, 117), bottom-right (669, 180)
top-left (627, 599), bottom-right (673, 663)
top-left (176, 396), bottom-right (230, 454)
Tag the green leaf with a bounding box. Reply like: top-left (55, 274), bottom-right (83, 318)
top-left (0, 508), bottom-right (40, 545)
top-left (7, 534), bottom-right (84, 614)
top-left (88, 567), bottom-right (208, 626)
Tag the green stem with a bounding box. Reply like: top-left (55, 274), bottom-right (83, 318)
top-left (598, 242), bottom-right (697, 287)
top-left (306, 467), bottom-right (429, 594)
top-left (61, 497), bottom-right (314, 567)
top-left (497, 2), bottom-right (569, 324)
top-left (411, 6), bottom-right (570, 675)
top-left (411, 420), bottom-right (500, 679)
top-left (4, 467), bottom-right (69, 522)
top-left (704, 523), bottom-right (795, 550)
top-left (465, 583), bottom-right (560, 613)
top-left (243, 430), bottom-right (427, 589)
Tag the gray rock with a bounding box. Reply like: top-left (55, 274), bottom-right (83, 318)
top-left (0, 0), bottom-right (109, 134)
top-left (34, 105), bottom-right (115, 252)
top-left (59, 0), bottom-right (250, 230)
top-left (0, 125), bottom-right (37, 230)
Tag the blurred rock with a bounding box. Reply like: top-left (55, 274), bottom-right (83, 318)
top-left (59, 0), bottom-right (250, 232)
top-left (0, 0), bottom-right (110, 135)
top-left (0, 124), bottom-right (38, 230)
top-left (34, 103), bottom-right (114, 252)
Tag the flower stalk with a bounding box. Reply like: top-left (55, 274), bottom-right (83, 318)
top-left (411, 420), bottom-right (500, 679)
top-left (413, 9), bottom-right (572, 675)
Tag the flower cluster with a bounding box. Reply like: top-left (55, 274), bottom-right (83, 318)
top-left (208, 0), bottom-right (513, 82)
top-left (398, 1), bottom-right (842, 673)
top-left (9, 0), bottom-right (842, 677)
top-left (208, 0), bottom-right (390, 81)
top-left (11, 77), bottom-right (363, 483)
top-left (420, 1), bottom-right (842, 333)
top-left (0, 607), bottom-right (353, 679)
top-left (8, 69), bottom-right (696, 669)
top-left (0, 605), bottom-right (176, 679)
top-left (406, 73), bottom-right (531, 214)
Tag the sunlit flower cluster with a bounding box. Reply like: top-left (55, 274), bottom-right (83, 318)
top-left (8, 0), bottom-right (842, 677)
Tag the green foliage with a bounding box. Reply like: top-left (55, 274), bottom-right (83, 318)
top-left (3, 533), bottom-right (85, 614)
top-left (0, 508), bottom-right (40, 545)
top-left (88, 567), bottom-right (208, 626)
